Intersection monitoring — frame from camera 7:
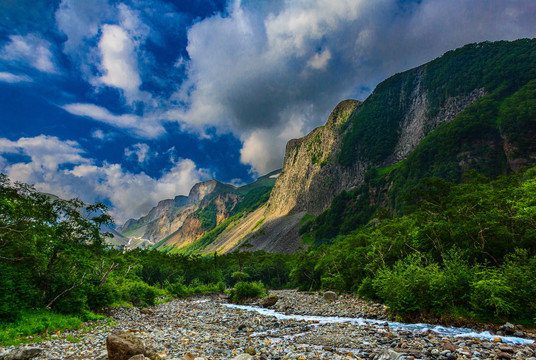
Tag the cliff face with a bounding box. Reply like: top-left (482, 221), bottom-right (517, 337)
top-left (266, 100), bottom-right (363, 217)
top-left (265, 76), bottom-right (486, 218)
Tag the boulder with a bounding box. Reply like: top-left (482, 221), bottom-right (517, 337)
top-left (260, 295), bottom-right (279, 308)
top-left (496, 351), bottom-right (513, 359)
top-left (106, 332), bottom-right (145, 360)
top-left (442, 341), bottom-right (458, 352)
top-left (4, 347), bottom-right (43, 360)
top-left (323, 291), bottom-right (337, 302)
top-left (375, 349), bottom-right (402, 360)
top-left (244, 346), bottom-right (256, 355)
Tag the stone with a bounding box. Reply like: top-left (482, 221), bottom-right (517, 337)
top-left (499, 345), bottom-right (514, 353)
top-left (442, 341), bottom-right (458, 352)
top-left (145, 349), bottom-right (162, 360)
top-left (96, 350), bottom-right (109, 360)
top-left (493, 337), bottom-right (503, 342)
top-left (375, 349), bottom-right (403, 360)
top-left (4, 347), bottom-right (43, 360)
top-left (260, 295), bottom-right (279, 308)
top-left (106, 332), bottom-right (145, 360)
top-left (323, 291), bottom-right (337, 302)
top-left (128, 356), bottom-right (145, 360)
top-left (497, 351), bottom-right (513, 359)
top-left (140, 308), bottom-right (154, 315)
top-left (237, 324), bottom-right (246, 331)
top-left (231, 355), bottom-right (253, 360)
top-left (244, 346), bottom-right (256, 355)
top-left (185, 353), bottom-right (195, 360)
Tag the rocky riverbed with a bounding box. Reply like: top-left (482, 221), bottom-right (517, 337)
top-left (1, 290), bottom-right (535, 360)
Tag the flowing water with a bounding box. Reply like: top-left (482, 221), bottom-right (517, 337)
top-left (223, 303), bottom-right (534, 345)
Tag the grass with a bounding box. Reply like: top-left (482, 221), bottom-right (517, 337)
top-left (252, 217), bottom-right (265, 231)
top-left (0, 309), bottom-right (104, 346)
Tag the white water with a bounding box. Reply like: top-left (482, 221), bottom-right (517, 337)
top-left (223, 303), bottom-right (534, 345)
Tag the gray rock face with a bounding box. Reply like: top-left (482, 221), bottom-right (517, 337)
top-left (4, 347), bottom-right (43, 360)
top-left (265, 99), bottom-right (363, 218)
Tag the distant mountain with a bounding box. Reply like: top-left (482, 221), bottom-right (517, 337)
top-left (117, 170), bottom-right (280, 252)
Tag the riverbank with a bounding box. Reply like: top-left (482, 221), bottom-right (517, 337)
top-left (1, 290), bottom-right (535, 359)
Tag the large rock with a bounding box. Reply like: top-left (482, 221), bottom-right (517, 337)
top-left (375, 349), bottom-right (402, 360)
top-left (260, 295), bottom-right (279, 308)
top-left (323, 291), bottom-right (337, 302)
top-left (106, 332), bottom-right (145, 360)
top-left (4, 347), bottom-right (43, 360)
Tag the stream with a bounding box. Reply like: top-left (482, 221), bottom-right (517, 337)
top-left (223, 303), bottom-right (534, 345)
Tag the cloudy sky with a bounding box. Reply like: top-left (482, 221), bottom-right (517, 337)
top-left (1, 0), bottom-right (535, 224)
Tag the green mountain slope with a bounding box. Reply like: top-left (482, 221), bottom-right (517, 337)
top-left (272, 39), bottom-right (536, 244)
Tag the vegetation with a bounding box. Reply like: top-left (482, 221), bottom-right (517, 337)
top-left (229, 281), bottom-right (266, 303)
top-left (292, 167), bottom-right (536, 324)
top-left (339, 39), bottom-right (536, 167)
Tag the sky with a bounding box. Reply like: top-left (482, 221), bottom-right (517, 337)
top-left (0, 0), bottom-right (535, 224)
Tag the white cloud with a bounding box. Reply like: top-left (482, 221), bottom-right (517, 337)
top-left (167, 0), bottom-right (536, 175)
top-left (307, 49), bottom-right (332, 70)
top-left (0, 135), bottom-right (210, 223)
top-left (0, 72), bottom-right (32, 83)
top-left (62, 103), bottom-right (165, 138)
top-left (0, 135), bottom-right (88, 171)
top-left (124, 143), bottom-right (154, 163)
top-left (0, 34), bottom-right (57, 73)
top-left (91, 129), bottom-right (115, 141)
top-left (97, 24), bottom-right (143, 101)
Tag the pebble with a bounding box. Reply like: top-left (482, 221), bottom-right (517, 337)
top-left (1, 290), bottom-right (534, 360)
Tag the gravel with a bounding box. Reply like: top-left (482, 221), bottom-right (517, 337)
top-left (1, 290), bottom-right (535, 360)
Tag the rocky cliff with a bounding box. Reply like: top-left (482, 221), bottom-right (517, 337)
top-left (265, 72), bottom-right (485, 219)
top-left (243, 39), bottom-right (536, 252)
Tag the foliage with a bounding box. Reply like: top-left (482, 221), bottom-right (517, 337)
top-left (0, 309), bottom-right (83, 346)
top-left (339, 39), bottom-right (536, 167)
top-left (229, 281), bottom-right (266, 303)
top-left (288, 166), bottom-right (536, 324)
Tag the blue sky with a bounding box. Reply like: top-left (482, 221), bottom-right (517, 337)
top-left (0, 0), bottom-right (535, 224)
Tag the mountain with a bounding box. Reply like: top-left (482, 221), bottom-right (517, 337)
top-left (241, 39), bottom-right (536, 250)
top-left (125, 39), bottom-right (536, 255)
top-left (117, 170), bottom-right (280, 251)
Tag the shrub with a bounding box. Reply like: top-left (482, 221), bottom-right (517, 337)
top-left (229, 281), bottom-right (266, 303)
top-left (119, 280), bottom-right (163, 307)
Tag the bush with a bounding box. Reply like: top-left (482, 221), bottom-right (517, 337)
top-left (471, 269), bottom-right (515, 318)
top-left (373, 255), bottom-right (463, 315)
top-left (119, 280), bottom-right (163, 307)
top-left (229, 281), bottom-right (266, 303)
